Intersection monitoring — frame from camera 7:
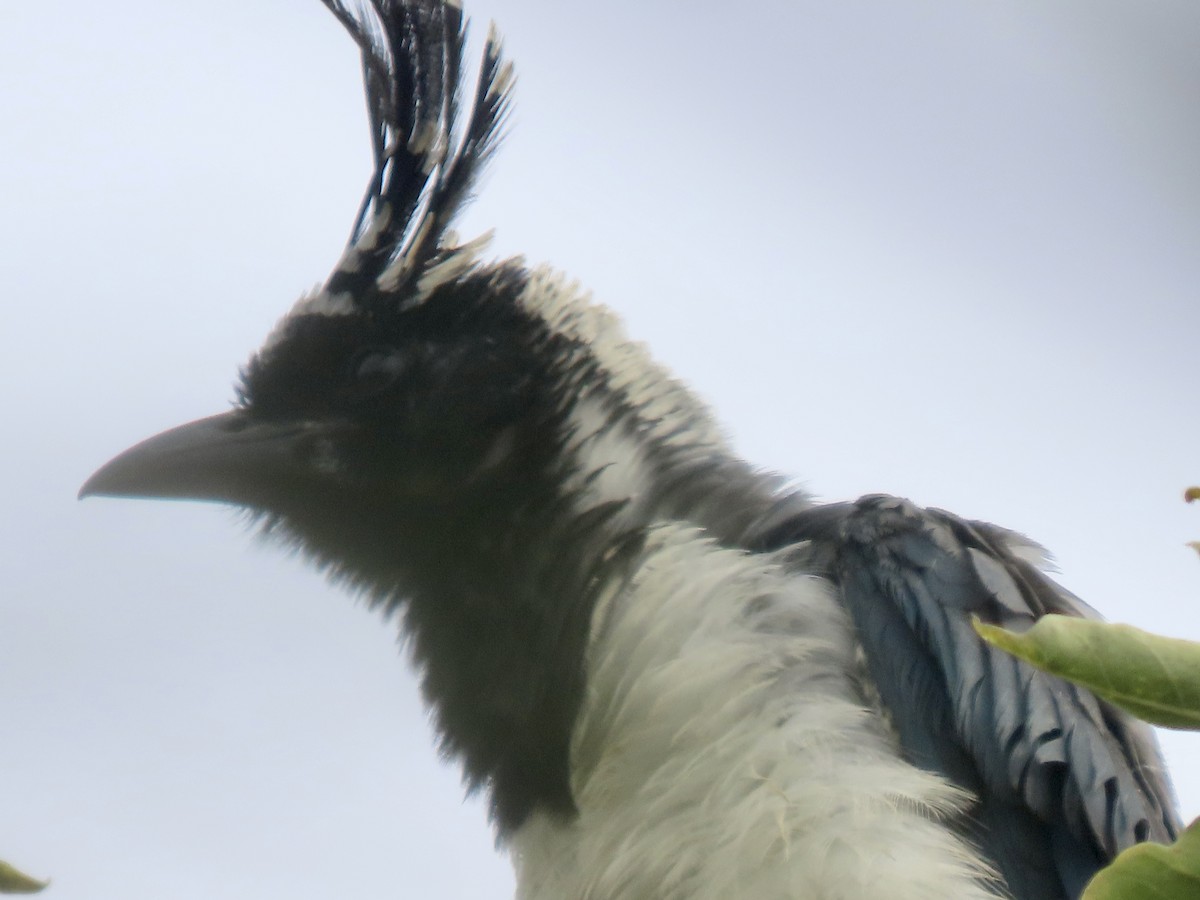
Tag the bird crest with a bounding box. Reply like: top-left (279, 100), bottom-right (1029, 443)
top-left (316, 0), bottom-right (513, 310)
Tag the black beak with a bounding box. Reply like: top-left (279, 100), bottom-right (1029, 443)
top-left (80, 411), bottom-right (333, 507)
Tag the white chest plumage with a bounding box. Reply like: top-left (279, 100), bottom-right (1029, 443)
top-left (510, 524), bottom-right (1005, 900)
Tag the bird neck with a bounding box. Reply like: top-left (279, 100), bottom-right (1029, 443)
top-left (299, 471), bottom-right (646, 834)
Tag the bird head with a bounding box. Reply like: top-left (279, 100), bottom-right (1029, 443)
top-left (80, 0), bottom-right (766, 561)
top-left (81, 4), bottom-right (554, 532)
top-left (82, 263), bottom-right (565, 514)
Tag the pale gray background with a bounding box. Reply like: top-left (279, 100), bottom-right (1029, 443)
top-left (3, 1), bottom-right (1198, 897)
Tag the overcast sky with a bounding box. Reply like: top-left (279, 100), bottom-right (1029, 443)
top-left (3, 1), bottom-right (1199, 898)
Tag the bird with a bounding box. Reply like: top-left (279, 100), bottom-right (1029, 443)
top-left (81, 2), bottom-right (1180, 898)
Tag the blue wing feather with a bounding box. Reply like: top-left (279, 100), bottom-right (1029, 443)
top-left (755, 494), bottom-right (1179, 899)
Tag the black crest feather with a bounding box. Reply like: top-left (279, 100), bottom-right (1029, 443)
top-left (321, 0), bottom-right (514, 306)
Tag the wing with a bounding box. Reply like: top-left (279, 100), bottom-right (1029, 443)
top-left (755, 494), bottom-right (1180, 900)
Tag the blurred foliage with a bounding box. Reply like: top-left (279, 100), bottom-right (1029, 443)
top-left (0, 861), bottom-right (46, 894)
top-left (973, 616), bottom-right (1200, 730)
top-left (1083, 819), bottom-right (1200, 900)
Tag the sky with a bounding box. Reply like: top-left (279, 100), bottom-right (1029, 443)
top-left (3, 1), bottom-right (1199, 897)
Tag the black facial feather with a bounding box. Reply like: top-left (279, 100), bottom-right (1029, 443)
top-left (256, 428), bottom-right (646, 833)
top-left (236, 252), bottom-right (645, 829)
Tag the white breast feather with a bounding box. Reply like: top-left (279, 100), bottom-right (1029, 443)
top-left (510, 525), bottom-right (1004, 900)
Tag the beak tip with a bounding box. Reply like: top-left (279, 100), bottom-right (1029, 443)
top-left (77, 474), bottom-right (102, 500)
top-left (78, 458), bottom-right (137, 501)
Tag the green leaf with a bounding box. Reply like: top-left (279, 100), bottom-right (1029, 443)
top-left (0, 861), bottom-right (47, 894)
top-left (1083, 817), bottom-right (1200, 900)
top-left (973, 615), bottom-right (1200, 730)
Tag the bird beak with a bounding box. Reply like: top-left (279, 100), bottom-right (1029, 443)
top-left (80, 411), bottom-right (327, 507)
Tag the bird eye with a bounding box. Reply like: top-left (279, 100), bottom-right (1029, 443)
top-left (352, 349), bottom-right (406, 397)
